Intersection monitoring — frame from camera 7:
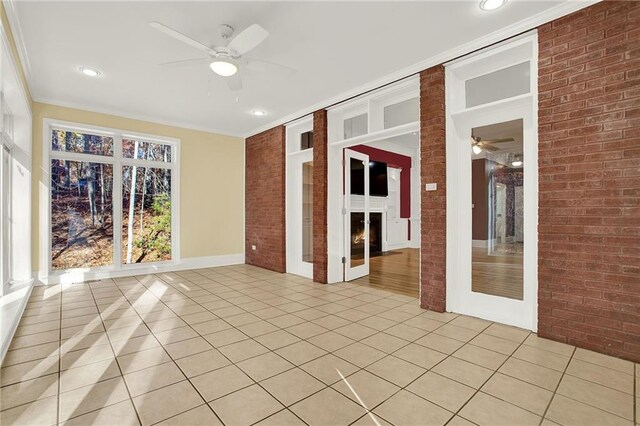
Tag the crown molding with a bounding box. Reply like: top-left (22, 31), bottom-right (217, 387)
top-left (2, 0), bottom-right (33, 97)
top-left (244, 0), bottom-right (600, 139)
top-left (32, 96), bottom-right (244, 138)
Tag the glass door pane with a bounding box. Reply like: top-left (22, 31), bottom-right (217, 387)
top-left (302, 161), bottom-right (313, 263)
top-left (122, 166), bottom-right (172, 264)
top-left (50, 160), bottom-right (114, 269)
top-left (350, 212), bottom-right (365, 268)
top-left (471, 119), bottom-right (524, 300)
top-left (345, 150), bottom-right (369, 280)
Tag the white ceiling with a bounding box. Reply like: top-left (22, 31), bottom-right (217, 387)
top-left (14, 1), bottom-right (575, 137)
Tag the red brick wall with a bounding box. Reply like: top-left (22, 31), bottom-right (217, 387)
top-left (420, 66), bottom-right (447, 312)
top-left (538, 0), bottom-right (640, 362)
top-left (245, 127), bottom-right (286, 273)
top-left (313, 110), bottom-right (329, 283)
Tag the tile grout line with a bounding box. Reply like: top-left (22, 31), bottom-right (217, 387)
top-left (345, 312), bottom-right (468, 425)
top-left (131, 270), bottom-right (305, 426)
top-left (443, 323), bottom-right (531, 425)
top-left (178, 268), bottom-right (322, 426)
top-left (182, 268), bottom-right (417, 426)
top-left (86, 277), bottom-right (146, 426)
top-left (123, 273), bottom-right (227, 425)
top-left (3, 272), bottom-right (447, 424)
top-left (538, 345), bottom-right (577, 426)
top-left (5, 266), bottom-right (636, 426)
top-left (177, 267), bottom-right (434, 425)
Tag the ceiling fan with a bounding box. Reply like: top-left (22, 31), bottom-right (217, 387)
top-left (149, 21), bottom-right (290, 92)
top-left (471, 135), bottom-right (515, 154)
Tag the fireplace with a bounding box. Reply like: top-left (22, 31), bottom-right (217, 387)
top-left (350, 212), bottom-right (383, 258)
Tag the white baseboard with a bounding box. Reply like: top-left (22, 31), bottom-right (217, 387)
top-left (386, 242), bottom-right (411, 251)
top-left (34, 253), bottom-right (245, 285)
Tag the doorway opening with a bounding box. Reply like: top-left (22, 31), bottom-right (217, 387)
top-left (342, 133), bottom-right (421, 298)
top-left (325, 77), bottom-right (420, 299)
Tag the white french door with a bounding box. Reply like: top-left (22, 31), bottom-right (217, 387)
top-left (286, 148), bottom-right (314, 278)
top-left (344, 149), bottom-right (370, 281)
top-left (445, 33), bottom-right (538, 331)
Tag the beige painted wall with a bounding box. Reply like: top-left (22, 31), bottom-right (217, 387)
top-left (32, 102), bottom-right (245, 269)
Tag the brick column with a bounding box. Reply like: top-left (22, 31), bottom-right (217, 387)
top-left (245, 126), bottom-right (286, 273)
top-left (313, 110), bottom-right (329, 283)
top-left (419, 65), bottom-right (447, 312)
top-left (538, 0), bottom-right (640, 362)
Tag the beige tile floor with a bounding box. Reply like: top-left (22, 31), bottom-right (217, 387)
top-left (1, 264), bottom-right (638, 426)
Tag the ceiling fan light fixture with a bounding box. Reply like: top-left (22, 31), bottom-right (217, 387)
top-left (209, 58), bottom-right (238, 77)
top-left (472, 145), bottom-right (482, 155)
top-left (511, 154), bottom-right (523, 167)
top-left (479, 0), bottom-right (507, 11)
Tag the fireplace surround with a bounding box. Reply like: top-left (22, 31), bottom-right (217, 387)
top-left (350, 212), bottom-right (383, 258)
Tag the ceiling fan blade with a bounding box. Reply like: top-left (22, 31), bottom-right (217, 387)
top-left (226, 73), bottom-right (243, 92)
top-left (243, 58), bottom-right (295, 76)
top-left (227, 24), bottom-right (269, 55)
top-left (482, 144), bottom-right (500, 152)
top-left (483, 138), bottom-right (515, 144)
top-left (149, 22), bottom-right (217, 56)
top-left (158, 58), bottom-right (210, 68)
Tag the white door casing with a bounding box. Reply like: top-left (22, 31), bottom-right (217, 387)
top-left (445, 32), bottom-right (538, 331)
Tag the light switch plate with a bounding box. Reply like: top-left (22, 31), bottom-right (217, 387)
top-left (425, 183), bottom-right (437, 191)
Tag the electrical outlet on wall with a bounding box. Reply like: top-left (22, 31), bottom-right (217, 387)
top-left (251, 245), bottom-right (256, 251)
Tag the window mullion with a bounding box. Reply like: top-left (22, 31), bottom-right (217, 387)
top-left (121, 158), bottom-right (174, 169)
top-left (50, 151), bottom-right (115, 164)
top-left (112, 133), bottom-right (123, 269)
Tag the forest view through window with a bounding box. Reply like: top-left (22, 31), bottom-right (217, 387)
top-left (50, 127), bottom-right (177, 271)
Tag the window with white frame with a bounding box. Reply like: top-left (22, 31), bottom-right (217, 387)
top-left (46, 121), bottom-right (179, 273)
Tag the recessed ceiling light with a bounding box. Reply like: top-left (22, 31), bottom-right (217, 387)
top-left (251, 110), bottom-right (266, 116)
top-left (479, 0), bottom-right (507, 11)
top-left (209, 58), bottom-right (238, 77)
top-left (79, 67), bottom-right (101, 77)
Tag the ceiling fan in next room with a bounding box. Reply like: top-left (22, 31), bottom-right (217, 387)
top-left (149, 21), bottom-right (292, 92)
top-left (471, 135), bottom-right (515, 154)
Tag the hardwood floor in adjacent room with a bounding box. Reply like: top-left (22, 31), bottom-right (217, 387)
top-left (471, 247), bottom-right (523, 300)
top-left (350, 248), bottom-right (419, 298)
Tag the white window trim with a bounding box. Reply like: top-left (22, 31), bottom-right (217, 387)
top-left (40, 118), bottom-right (181, 284)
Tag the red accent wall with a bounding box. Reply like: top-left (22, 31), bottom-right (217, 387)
top-left (538, 0), bottom-right (640, 362)
top-left (472, 159), bottom-right (489, 241)
top-left (245, 127), bottom-right (286, 273)
top-left (313, 110), bottom-right (329, 284)
top-left (420, 65), bottom-right (447, 312)
top-left (350, 145), bottom-right (412, 219)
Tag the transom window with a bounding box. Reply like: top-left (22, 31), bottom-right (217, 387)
top-left (45, 121), bottom-right (179, 275)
